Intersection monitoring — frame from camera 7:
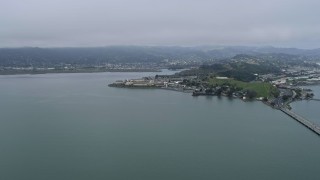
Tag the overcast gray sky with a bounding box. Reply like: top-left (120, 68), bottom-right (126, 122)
top-left (1, 0), bottom-right (320, 48)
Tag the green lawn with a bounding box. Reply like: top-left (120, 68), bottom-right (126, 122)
top-left (208, 78), bottom-right (278, 98)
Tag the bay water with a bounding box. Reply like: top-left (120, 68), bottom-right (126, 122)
top-left (0, 71), bottom-right (320, 180)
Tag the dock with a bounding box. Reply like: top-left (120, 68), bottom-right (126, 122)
top-left (280, 108), bottom-right (320, 136)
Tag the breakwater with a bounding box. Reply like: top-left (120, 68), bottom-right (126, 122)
top-left (280, 108), bottom-right (320, 136)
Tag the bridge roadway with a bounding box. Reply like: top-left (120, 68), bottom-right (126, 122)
top-left (280, 108), bottom-right (320, 136)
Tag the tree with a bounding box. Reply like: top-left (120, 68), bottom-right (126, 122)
top-left (246, 90), bottom-right (257, 99)
top-left (205, 88), bottom-right (213, 94)
top-left (282, 95), bottom-right (290, 101)
top-left (227, 87), bottom-right (236, 97)
top-left (216, 88), bottom-right (223, 96)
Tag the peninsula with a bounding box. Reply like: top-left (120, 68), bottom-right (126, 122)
top-left (110, 54), bottom-right (320, 135)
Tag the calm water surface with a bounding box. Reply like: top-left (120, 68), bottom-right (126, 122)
top-left (0, 71), bottom-right (320, 180)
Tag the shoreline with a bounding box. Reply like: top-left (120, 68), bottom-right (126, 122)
top-left (108, 78), bottom-right (320, 135)
top-left (0, 68), bottom-right (162, 76)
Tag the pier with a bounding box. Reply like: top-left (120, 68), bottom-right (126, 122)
top-left (280, 108), bottom-right (320, 136)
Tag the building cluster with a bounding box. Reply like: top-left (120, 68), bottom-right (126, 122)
top-left (259, 65), bottom-right (320, 86)
top-left (109, 76), bottom-right (266, 101)
top-left (109, 76), bottom-right (193, 91)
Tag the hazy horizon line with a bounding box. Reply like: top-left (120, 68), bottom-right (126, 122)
top-left (1, 44), bottom-right (319, 50)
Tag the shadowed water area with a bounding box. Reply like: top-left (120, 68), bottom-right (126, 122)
top-left (0, 71), bottom-right (320, 180)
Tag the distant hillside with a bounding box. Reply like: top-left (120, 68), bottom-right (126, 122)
top-left (178, 54), bottom-right (282, 82)
top-left (199, 46), bottom-right (320, 58)
top-left (0, 46), bottom-right (212, 67)
top-left (0, 46), bottom-right (319, 67)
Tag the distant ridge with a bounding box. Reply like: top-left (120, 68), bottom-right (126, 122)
top-left (0, 46), bottom-right (319, 67)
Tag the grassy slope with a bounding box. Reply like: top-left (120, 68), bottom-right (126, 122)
top-left (208, 78), bottom-right (278, 98)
